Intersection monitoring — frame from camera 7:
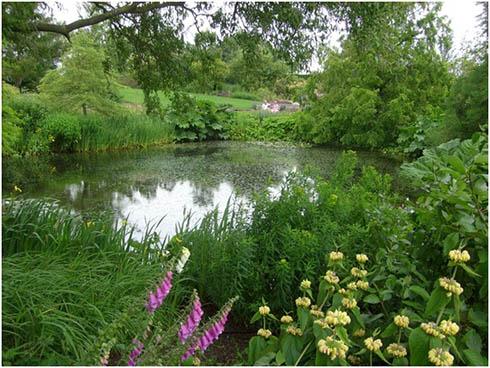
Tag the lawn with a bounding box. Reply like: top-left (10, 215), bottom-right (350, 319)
top-left (118, 85), bottom-right (261, 111)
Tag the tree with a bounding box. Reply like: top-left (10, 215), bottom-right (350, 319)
top-left (445, 2), bottom-right (488, 139)
top-left (189, 32), bottom-right (228, 93)
top-left (301, 3), bottom-right (452, 149)
top-left (5, 2), bottom-right (394, 113)
top-left (38, 32), bottom-right (121, 115)
top-left (2, 3), bottom-right (66, 91)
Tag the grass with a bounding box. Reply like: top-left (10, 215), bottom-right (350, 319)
top-left (77, 113), bottom-right (175, 152)
top-left (2, 200), bottom-right (190, 365)
top-left (118, 85), bottom-right (261, 111)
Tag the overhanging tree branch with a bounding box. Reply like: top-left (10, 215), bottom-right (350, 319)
top-left (30, 2), bottom-right (185, 39)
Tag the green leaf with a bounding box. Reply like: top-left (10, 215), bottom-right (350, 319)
top-left (280, 334), bottom-right (302, 366)
top-left (447, 155), bottom-right (466, 174)
top-left (254, 352), bottom-right (276, 366)
top-left (442, 233), bottom-right (459, 256)
top-left (459, 263), bottom-right (481, 278)
top-left (336, 326), bottom-right (352, 346)
top-left (248, 336), bottom-right (268, 365)
top-left (463, 329), bottom-right (482, 352)
top-left (375, 350), bottom-right (391, 365)
top-left (408, 327), bottom-right (430, 365)
top-left (468, 308), bottom-right (487, 328)
top-left (380, 322), bottom-right (397, 338)
top-left (463, 349), bottom-right (488, 366)
top-left (250, 311), bottom-right (262, 324)
top-left (275, 350), bottom-right (286, 365)
top-left (363, 294), bottom-right (381, 304)
top-left (424, 287), bottom-right (450, 317)
top-left (393, 357), bottom-right (409, 366)
top-left (297, 307), bottom-right (311, 331)
top-left (408, 285), bottom-right (430, 301)
top-left (350, 307), bottom-right (365, 328)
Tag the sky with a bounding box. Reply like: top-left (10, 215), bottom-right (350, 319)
top-left (51, 1), bottom-right (483, 71)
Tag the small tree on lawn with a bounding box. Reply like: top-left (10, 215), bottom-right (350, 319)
top-left (39, 31), bottom-right (121, 115)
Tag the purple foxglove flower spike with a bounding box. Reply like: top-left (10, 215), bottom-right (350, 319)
top-left (128, 339), bottom-right (144, 366)
top-left (178, 294), bottom-right (203, 343)
top-left (146, 271), bottom-right (173, 314)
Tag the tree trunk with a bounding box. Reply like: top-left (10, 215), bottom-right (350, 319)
top-left (82, 103), bottom-right (87, 115)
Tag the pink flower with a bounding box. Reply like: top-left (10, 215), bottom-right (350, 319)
top-left (178, 295), bottom-right (203, 343)
top-left (128, 339), bottom-right (144, 366)
top-left (146, 271), bottom-right (173, 313)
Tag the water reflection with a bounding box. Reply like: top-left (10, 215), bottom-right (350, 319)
top-left (110, 181), bottom-right (248, 237)
top-left (3, 141), bottom-right (400, 239)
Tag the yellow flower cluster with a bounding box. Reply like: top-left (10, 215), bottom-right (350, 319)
top-left (301, 279), bottom-right (311, 289)
top-left (439, 320), bottom-right (459, 336)
top-left (386, 343), bottom-right (407, 358)
top-left (421, 322), bottom-right (445, 339)
top-left (342, 297), bottom-right (357, 309)
top-left (394, 315), bottom-right (410, 328)
top-left (351, 267), bottom-right (368, 278)
top-left (347, 282), bottom-right (357, 290)
top-left (325, 309), bottom-right (351, 326)
top-left (286, 326), bottom-right (303, 336)
top-left (314, 319), bottom-right (329, 329)
top-left (280, 315), bottom-right (293, 324)
top-left (259, 305), bottom-right (270, 316)
top-left (318, 336), bottom-right (349, 360)
top-left (428, 348), bottom-right (454, 366)
top-left (448, 249), bottom-right (470, 263)
top-left (356, 280), bottom-right (369, 290)
top-left (347, 355), bottom-right (361, 365)
top-left (353, 329), bottom-right (365, 337)
top-left (295, 297), bottom-right (311, 308)
top-left (338, 288), bottom-right (348, 295)
top-left (356, 254), bottom-right (369, 263)
top-left (439, 277), bottom-right (464, 296)
top-left (257, 328), bottom-right (272, 339)
top-left (364, 337), bottom-right (383, 352)
top-left (324, 270), bottom-right (340, 284)
top-left (329, 251), bottom-right (344, 262)
top-left (310, 305), bottom-right (324, 318)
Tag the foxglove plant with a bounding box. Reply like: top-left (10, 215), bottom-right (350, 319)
top-left (175, 246), bottom-right (190, 273)
top-left (178, 290), bottom-right (203, 343)
top-left (128, 339), bottom-right (144, 366)
top-left (146, 271), bottom-right (173, 314)
top-left (181, 296), bottom-right (238, 362)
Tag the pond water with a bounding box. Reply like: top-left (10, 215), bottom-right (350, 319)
top-left (2, 142), bottom-right (400, 238)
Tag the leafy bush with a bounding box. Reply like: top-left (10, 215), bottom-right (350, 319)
top-left (165, 92), bottom-right (231, 142)
top-left (41, 113), bottom-right (81, 152)
top-left (226, 112), bottom-right (300, 142)
top-left (247, 245), bottom-right (487, 366)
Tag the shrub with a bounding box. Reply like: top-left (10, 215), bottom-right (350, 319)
top-left (41, 113), bottom-right (81, 152)
top-left (165, 92), bottom-right (231, 142)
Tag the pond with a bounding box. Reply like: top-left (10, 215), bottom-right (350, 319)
top-left (2, 142), bottom-right (400, 239)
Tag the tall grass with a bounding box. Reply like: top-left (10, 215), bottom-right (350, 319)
top-left (77, 113), bottom-right (175, 152)
top-left (2, 199), bottom-right (190, 365)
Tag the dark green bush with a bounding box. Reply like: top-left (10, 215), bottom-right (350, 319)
top-left (165, 92), bottom-right (231, 142)
top-left (41, 113), bottom-right (81, 152)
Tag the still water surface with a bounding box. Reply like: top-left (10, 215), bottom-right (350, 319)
top-left (3, 142), bottom-right (399, 238)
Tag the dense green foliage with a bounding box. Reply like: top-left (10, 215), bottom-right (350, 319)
top-left (164, 93), bottom-right (231, 142)
top-left (300, 3), bottom-right (452, 149)
top-left (39, 32), bottom-right (121, 115)
top-left (2, 200), bottom-right (189, 365)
